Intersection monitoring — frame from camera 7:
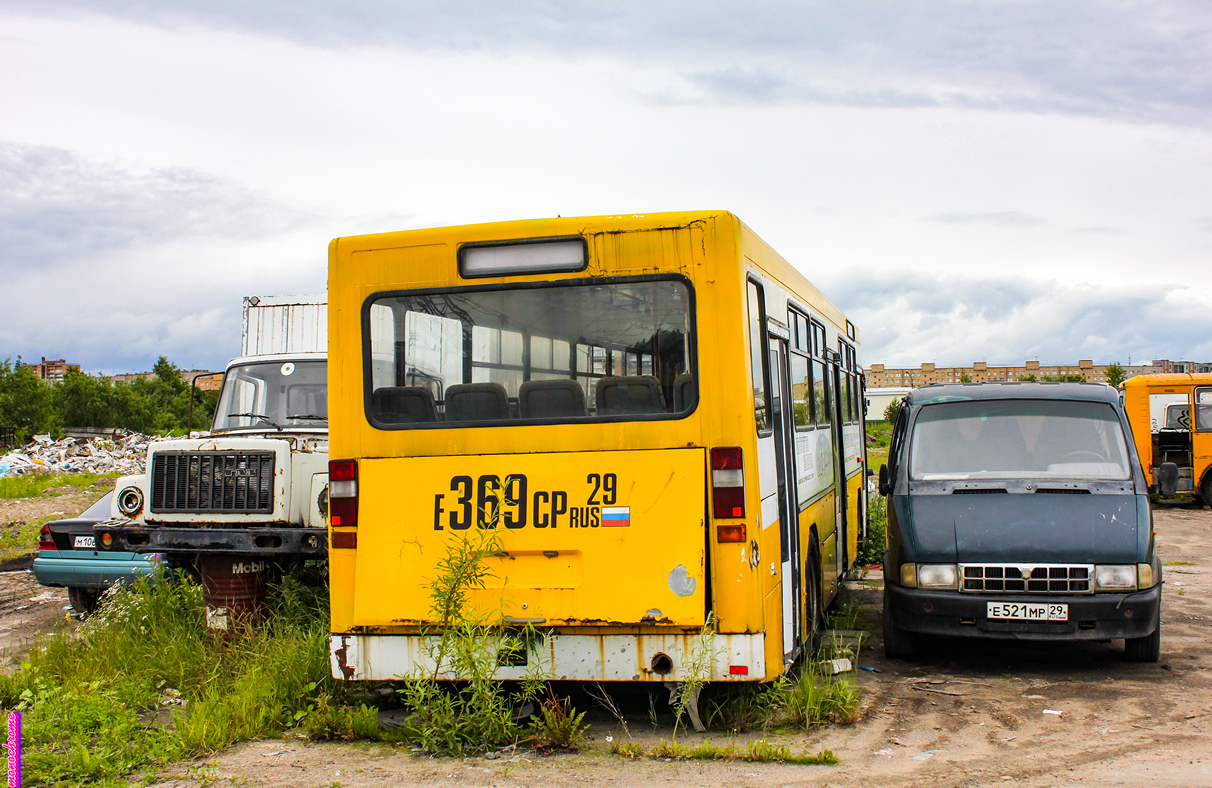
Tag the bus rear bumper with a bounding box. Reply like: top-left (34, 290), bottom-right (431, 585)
top-left (330, 632), bottom-right (766, 682)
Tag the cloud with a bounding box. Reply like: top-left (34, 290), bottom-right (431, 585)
top-left (9, 1), bottom-right (1211, 125)
top-left (0, 142), bottom-right (311, 270)
top-left (821, 270), bottom-right (1212, 367)
top-left (928, 212), bottom-right (1045, 227)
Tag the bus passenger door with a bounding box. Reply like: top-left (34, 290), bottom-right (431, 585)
top-left (830, 354), bottom-right (848, 580)
top-left (768, 337), bottom-right (802, 663)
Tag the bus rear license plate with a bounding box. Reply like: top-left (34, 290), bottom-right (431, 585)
top-left (74, 535), bottom-right (95, 549)
top-left (987, 602), bottom-right (1067, 622)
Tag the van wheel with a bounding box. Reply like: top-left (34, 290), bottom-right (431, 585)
top-left (67, 587), bottom-right (100, 617)
top-left (1125, 616), bottom-right (1161, 663)
top-left (882, 585), bottom-right (916, 660)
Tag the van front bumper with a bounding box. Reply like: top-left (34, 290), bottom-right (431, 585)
top-left (886, 583), bottom-right (1161, 640)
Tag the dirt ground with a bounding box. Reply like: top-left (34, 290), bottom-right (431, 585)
top-left (0, 482), bottom-right (110, 665)
top-left (2, 491), bottom-right (1209, 787)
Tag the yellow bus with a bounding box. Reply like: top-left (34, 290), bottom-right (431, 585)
top-left (1121, 373), bottom-right (1212, 501)
top-left (326, 211), bottom-right (867, 686)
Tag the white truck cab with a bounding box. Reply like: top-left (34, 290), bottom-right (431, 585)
top-left (98, 297), bottom-right (329, 563)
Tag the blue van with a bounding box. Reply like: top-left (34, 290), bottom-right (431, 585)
top-left (879, 383), bottom-right (1163, 662)
top-left (34, 493), bottom-right (159, 615)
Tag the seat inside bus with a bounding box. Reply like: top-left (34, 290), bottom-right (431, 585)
top-left (595, 376), bottom-right (665, 415)
top-left (518, 379), bottom-right (588, 419)
top-left (372, 386), bottom-right (437, 424)
top-left (673, 373), bottom-right (695, 412)
top-left (444, 382), bottom-right (510, 422)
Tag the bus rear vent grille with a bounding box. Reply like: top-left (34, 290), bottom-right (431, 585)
top-left (150, 451), bottom-right (275, 514)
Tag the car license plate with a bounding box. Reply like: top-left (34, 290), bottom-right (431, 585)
top-left (987, 602), bottom-right (1068, 622)
top-left (73, 535), bottom-right (95, 549)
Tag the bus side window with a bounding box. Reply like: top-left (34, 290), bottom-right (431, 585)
top-left (747, 281), bottom-right (769, 431)
top-left (1197, 388), bottom-right (1212, 432)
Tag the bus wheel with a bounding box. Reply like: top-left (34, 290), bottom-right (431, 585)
top-left (805, 565), bottom-right (822, 654)
top-left (1199, 472), bottom-right (1212, 507)
top-left (882, 585), bottom-right (916, 660)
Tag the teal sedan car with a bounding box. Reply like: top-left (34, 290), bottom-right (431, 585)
top-left (34, 493), bottom-right (159, 615)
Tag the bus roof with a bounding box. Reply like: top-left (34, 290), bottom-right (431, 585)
top-left (1121, 373), bottom-right (1212, 388)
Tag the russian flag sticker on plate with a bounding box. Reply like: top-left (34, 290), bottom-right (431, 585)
top-left (601, 506), bottom-right (630, 527)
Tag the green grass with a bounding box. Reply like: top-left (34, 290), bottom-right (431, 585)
top-left (856, 493), bottom-right (886, 568)
top-left (0, 568), bottom-right (364, 787)
top-left (703, 666), bottom-right (861, 734)
top-left (1165, 560), bottom-right (1195, 566)
top-left (641, 738), bottom-right (837, 764)
top-left (0, 472), bottom-right (116, 499)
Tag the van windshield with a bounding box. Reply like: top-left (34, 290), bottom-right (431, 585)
top-left (364, 276), bottom-right (694, 427)
top-left (213, 360), bottom-right (328, 431)
top-left (909, 399), bottom-right (1131, 481)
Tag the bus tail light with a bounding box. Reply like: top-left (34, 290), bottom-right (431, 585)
top-left (729, 665), bottom-right (749, 676)
top-left (711, 447), bottom-right (745, 519)
top-left (717, 524), bottom-right (747, 542)
top-left (38, 524), bottom-right (55, 551)
top-left (329, 460), bottom-right (358, 527)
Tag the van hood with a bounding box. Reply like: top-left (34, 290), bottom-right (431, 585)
top-left (907, 491), bottom-right (1140, 564)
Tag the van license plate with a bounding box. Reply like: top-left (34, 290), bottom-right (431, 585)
top-left (73, 535), bottom-right (95, 549)
top-left (987, 602), bottom-right (1067, 622)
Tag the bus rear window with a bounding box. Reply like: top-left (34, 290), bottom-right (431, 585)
top-left (364, 276), bottom-right (695, 427)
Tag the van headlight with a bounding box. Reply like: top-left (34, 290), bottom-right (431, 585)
top-left (916, 564), bottom-right (959, 590)
top-left (1093, 564), bottom-right (1137, 592)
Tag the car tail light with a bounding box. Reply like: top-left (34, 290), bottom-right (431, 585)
top-left (38, 524), bottom-right (55, 551)
top-left (729, 665), bottom-right (749, 676)
top-left (711, 447), bottom-right (745, 519)
top-left (329, 459), bottom-right (358, 527)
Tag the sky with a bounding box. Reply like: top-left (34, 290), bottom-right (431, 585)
top-left (1, 1), bottom-right (1210, 374)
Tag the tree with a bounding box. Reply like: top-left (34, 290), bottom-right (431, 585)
top-left (1105, 362), bottom-right (1127, 388)
top-left (1018, 373), bottom-right (1038, 382)
top-left (0, 359), bottom-right (59, 442)
top-left (960, 372), bottom-right (972, 383)
top-left (883, 398), bottom-right (902, 424)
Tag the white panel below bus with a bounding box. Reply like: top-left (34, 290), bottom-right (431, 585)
top-left (331, 633), bottom-right (766, 683)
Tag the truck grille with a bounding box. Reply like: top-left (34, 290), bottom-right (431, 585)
top-left (960, 564), bottom-right (1092, 594)
top-left (150, 452), bottom-right (275, 514)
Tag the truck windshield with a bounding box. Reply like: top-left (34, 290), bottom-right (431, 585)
top-left (212, 360), bottom-right (328, 431)
top-left (364, 276), bottom-right (694, 427)
top-left (909, 399), bottom-right (1131, 481)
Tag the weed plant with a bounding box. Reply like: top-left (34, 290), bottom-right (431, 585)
top-left (529, 692), bottom-right (589, 750)
top-left (855, 494), bottom-right (887, 568)
top-left (0, 567), bottom-right (343, 786)
top-left (395, 530), bottom-right (546, 757)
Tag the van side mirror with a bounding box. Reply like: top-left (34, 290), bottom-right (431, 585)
top-left (1154, 462), bottom-right (1179, 497)
top-left (878, 464), bottom-right (891, 496)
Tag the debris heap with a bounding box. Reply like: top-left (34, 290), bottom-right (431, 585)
top-left (0, 432), bottom-right (188, 477)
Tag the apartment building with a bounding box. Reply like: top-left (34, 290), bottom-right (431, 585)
top-left (865, 359), bottom-right (1183, 388)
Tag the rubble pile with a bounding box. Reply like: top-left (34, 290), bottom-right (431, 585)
top-left (0, 432), bottom-right (175, 477)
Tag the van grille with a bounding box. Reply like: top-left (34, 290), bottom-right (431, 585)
top-left (150, 452), bottom-right (275, 514)
top-left (960, 564), bottom-right (1092, 594)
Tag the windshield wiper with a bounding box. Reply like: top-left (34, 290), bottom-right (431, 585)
top-left (225, 413), bottom-right (282, 430)
top-left (286, 414), bottom-right (328, 422)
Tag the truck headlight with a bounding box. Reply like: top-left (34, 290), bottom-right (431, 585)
top-left (1093, 564), bottom-right (1137, 591)
top-left (116, 486), bottom-right (144, 516)
top-left (917, 564), bottom-right (959, 590)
